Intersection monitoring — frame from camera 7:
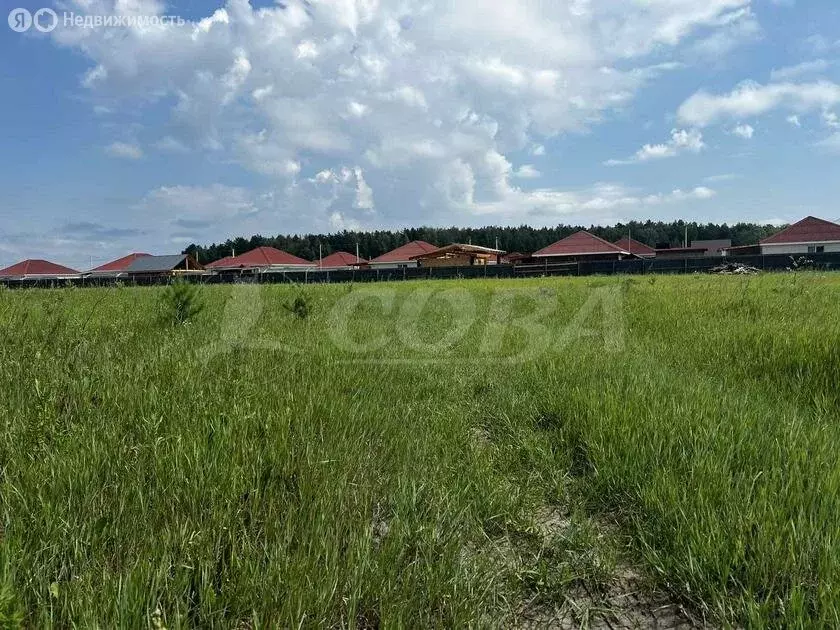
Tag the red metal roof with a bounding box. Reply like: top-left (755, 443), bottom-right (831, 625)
top-left (0, 259), bottom-right (79, 277)
top-left (319, 251), bottom-right (368, 267)
top-left (209, 246), bottom-right (312, 268)
top-left (760, 216), bottom-right (840, 244)
top-left (614, 237), bottom-right (656, 256)
top-left (236, 246), bottom-right (312, 266)
top-left (370, 240), bottom-right (437, 263)
top-left (205, 255), bottom-right (238, 269)
top-left (533, 231), bottom-right (629, 257)
top-left (89, 253), bottom-right (151, 272)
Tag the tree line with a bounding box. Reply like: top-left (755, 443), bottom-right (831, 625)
top-left (184, 220), bottom-right (782, 263)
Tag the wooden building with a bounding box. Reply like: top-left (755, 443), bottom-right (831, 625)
top-left (410, 244), bottom-right (505, 267)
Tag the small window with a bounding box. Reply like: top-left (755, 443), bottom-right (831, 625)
top-left (817, 246), bottom-right (825, 253)
top-left (808, 246), bottom-right (817, 254)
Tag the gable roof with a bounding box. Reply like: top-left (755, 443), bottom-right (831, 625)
top-left (614, 236), bottom-right (656, 256)
top-left (370, 240), bottom-right (438, 263)
top-left (0, 259), bottom-right (79, 277)
top-left (89, 253), bottom-right (151, 273)
top-left (760, 216), bottom-right (840, 245)
top-left (125, 254), bottom-right (202, 273)
top-left (319, 251), bottom-right (368, 267)
top-left (534, 231), bottom-right (629, 257)
top-left (229, 246), bottom-right (312, 267)
top-left (205, 255), bottom-right (238, 269)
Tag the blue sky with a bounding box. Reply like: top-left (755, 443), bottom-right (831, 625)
top-left (1, 0), bottom-right (840, 269)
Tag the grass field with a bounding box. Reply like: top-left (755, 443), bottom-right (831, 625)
top-left (1, 272), bottom-right (839, 628)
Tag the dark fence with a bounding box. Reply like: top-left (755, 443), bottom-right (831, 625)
top-left (3, 252), bottom-right (840, 290)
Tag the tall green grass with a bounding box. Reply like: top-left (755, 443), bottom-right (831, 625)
top-left (0, 274), bottom-right (838, 627)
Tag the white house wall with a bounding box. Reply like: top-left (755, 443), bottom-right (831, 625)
top-left (761, 242), bottom-right (840, 255)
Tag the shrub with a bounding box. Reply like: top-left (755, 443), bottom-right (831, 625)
top-left (284, 293), bottom-right (310, 320)
top-left (161, 278), bottom-right (204, 325)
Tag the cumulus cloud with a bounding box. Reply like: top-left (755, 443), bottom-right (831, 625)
top-left (105, 141), bottom-right (143, 159)
top-left (678, 80), bottom-right (840, 126)
top-left (466, 182), bottom-right (716, 222)
top-left (605, 128), bottom-right (704, 165)
top-left (514, 164), bottom-right (541, 179)
top-left (732, 124), bottom-right (755, 139)
top-left (46, 0), bottom-right (743, 230)
top-left (787, 114), bottom-right (802, 127)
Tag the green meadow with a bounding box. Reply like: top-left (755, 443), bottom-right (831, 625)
top-left (1, 273), bottom-right (839, 628)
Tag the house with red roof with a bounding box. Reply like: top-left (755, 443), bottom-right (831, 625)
top-left (207, 246), bottom-right (315, 272)
top-left (614, 236), bottom-right (656, 258)
top-left (533, 231), bottom-right (631, 261)
top-left (86, 253), bottom-right (151, 277)
top-left (204, 255), bottom-right (238, 270)
top-left (318, 251), bottom-right (368, 269)
top-left (368, 240), bottom-right (438, 269)
top-left (0, 259), bottom-right (79, 280)
top-left (758, 216), bottom-right (840, 255)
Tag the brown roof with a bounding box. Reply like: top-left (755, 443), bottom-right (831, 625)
top-left (410, 243), bottom-right (505, 260)
top-left (760, 216), bottom-right (840, 244)
top-left (319, 251), bottom-right (368, 267)
top-left (533, 231), bottom-right (629, 257)
top-left (0, 259), bottom-right (79, 277)
top-left (614, 237), bottom-right (656, 256)
top-left (89, 253), bottom-right (151, 273)
top-left (370, 240), bottom-right (437, 263)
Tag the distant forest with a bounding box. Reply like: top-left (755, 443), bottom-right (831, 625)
top-left (184, 221), bottom-right (782, 263)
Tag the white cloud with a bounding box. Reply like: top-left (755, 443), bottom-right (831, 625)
top-left (770, 59), bottom-right (830, 81)
top-left (155, 136), bottom-right (190, 153)
top-left (815, 133), bottom-right (840, 152)
top-left (687, 8), bottom-right (761, 60)
top-left (803, 35), bottom-right (840, 56)
top-left (49, 0), bottom-right (745, 229)
top-left (787, 114), bottom-right (802, 127)
top-left (347, 101), bottom-right (370, 118)
top-left (678, 80), bottom-right (840, 126)
top-left (822, 109), bottom-right (840, 129)
top-left (732, 124), bottom-right (755, 139)
top-left (105, 142), bottom-right (143, 159)
top-left (704, 173), bottom-right (740, 183)
top-left (354, 167), bottom-right (375, 210)
top-left (514, 164), bottom-right (541, 179)
top-left (605, 128), bottom-right (704, 165)
top-left (467, 182), bottom-right (716, 221)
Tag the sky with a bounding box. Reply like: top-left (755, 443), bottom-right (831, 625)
top-left (1, 0), bottom-right (840, 269)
